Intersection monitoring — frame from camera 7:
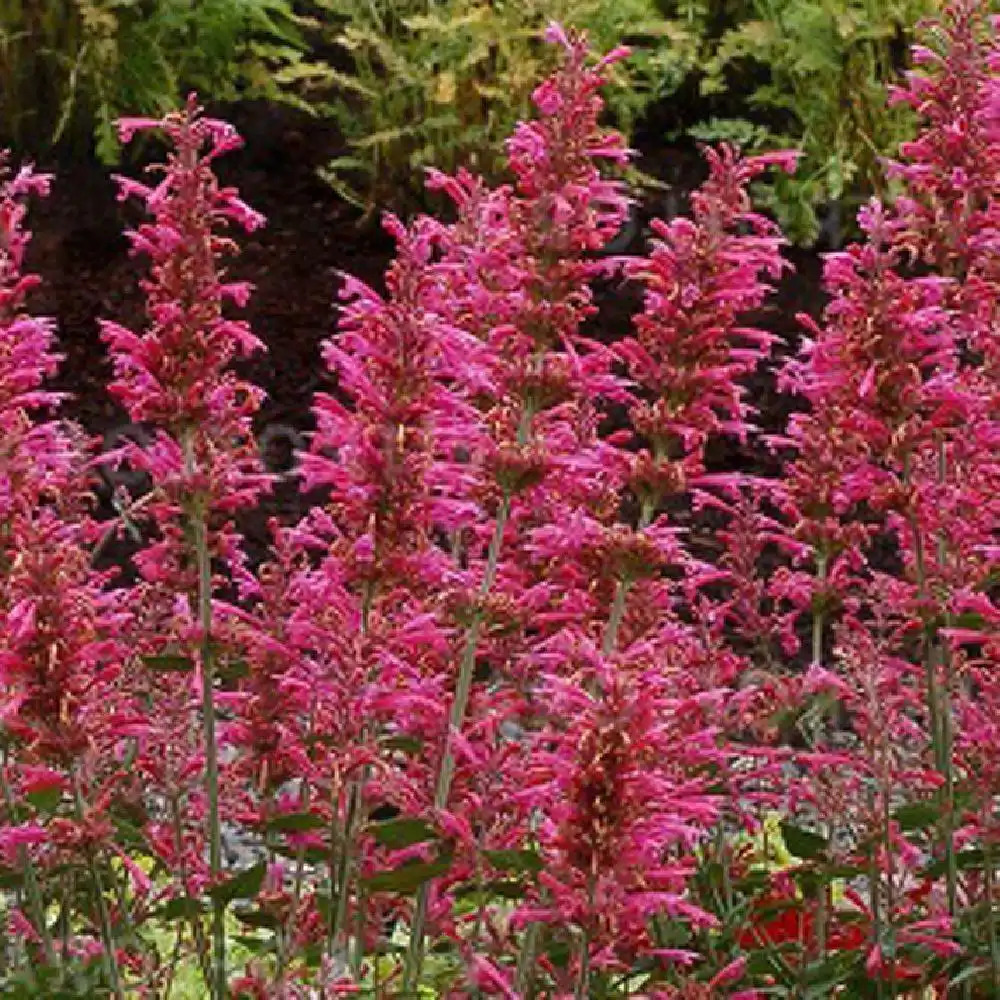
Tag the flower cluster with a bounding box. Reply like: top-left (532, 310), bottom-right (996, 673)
top-left (1, 5), bottom-right (999, 998)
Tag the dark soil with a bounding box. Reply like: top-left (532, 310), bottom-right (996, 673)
top-left (20, 100), bottom-right (828, 556)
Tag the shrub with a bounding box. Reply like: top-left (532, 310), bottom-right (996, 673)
top-left (1, 2), bottom-right (999, 996)
top-left (303, 0), bottom-right (686, 214)
top-left (688, 0), bottom-right (934, 245)
top-left (0, 0), bottom-right (307, 161)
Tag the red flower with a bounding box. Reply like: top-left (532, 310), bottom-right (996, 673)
top-left (738, 892), bottom-right (866, 951)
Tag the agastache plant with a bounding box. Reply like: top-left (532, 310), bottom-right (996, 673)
top-left (100, 97), bottom-right (271, 999)
top-left (612, 144), bottom-right (795, 641)
top-left (399, 25), bottom-right (635, 990)
top-left (0, 159), bottom-right (137, 996)
top-left (494, 142), bottom-right (802, 996)
top-left (2, 4), bottom-right (1000, 996)
top-left (294, 210), bottom-right (478, 981)
top-left (744, 1), bottom-right (1000, 988)
top-left (884, 0), bottom-right (1000, 979)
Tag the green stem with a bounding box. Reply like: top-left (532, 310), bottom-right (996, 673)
top-left (351, 883), bottom-right (366, 979)
top-left (573, 875), bottom-right (597, 1000)
top-left (263, 788), bottom-right (285, 984)
top-left (515, 923), bottom-right (540, 1000)
top-left (515, 813), bottom-right (544, 999)
top-left (469, 829), bottom-right (487, 999)
top-left (941, 661), bottom-right (958, 921)
top-left (404, 491), bottom-right (512, 989)
top-left (868, 776), bottom-right (883, 1000)
top-left (905, 456), bottom-right (957, 923)
top-left (0, 758), bottom-right (57, 967)
top-left (812, 550), bottom-right (829, 956)
top-left (602, 498), bottom-right (656, 655)
top-left (815, 875), bottom-right (829, 960)
top-left (169, 793), bottom-right (212, 992)
top-left (162, 923), bottom-right (185, 1000)
top-left (935, 441), bottom-right (959, 925)
top-left (986, 844), bottom-right (1000, 997)
top-left (715, 825), bottom-right (734, 913)
top-left (812, 550), bottom-right (827, 667)
top-left (328, 582), bottom-right (373, 967)
top-left (184, 430), bottom-right (225, 1000)
top-left (436, 494), bottom-right (511, 803)
top-left (329, 779), bottom-right (361, 963)
top-left (870, 820), bottom-right (884, 1000)
top-left (197, 530), bottom-right (225, 1000)
top-left (61, 871), bottom-right (73, 971)
top-left (72, 774), bottom-right (124, 1000)
top-left (881, 782), bottom-right (898, 1000)
top-left (278, 754), bottom-right (314, 985)
top-left (603, 577), bottom-right (630, 657)
top-left (573, 932), bottom-right (591, 1000)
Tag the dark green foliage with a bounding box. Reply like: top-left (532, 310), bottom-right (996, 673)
top-left (0, 0), bottom-right (307, 160)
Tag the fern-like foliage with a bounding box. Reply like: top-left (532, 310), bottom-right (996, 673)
top-left (0, 0), bottom-right (309, 161)
top-left (300, 0), bottom-right (684, 214)
top-left (689, 0), bottom-right (933, 244)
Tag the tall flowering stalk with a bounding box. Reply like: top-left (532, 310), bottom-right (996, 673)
top-left (609, 144), bottom-right (795, 646)
top-left (0, 157), bottom-right (69, 976)
top-left (100, 98), bottom-right (270, 998)
top-left (0, 159), bottom-right (72, 524)
top-left (293, 211), bottom-right (477, 978)
top-left (768, 201), bottom-right (960, 985)
top-left (0, 159), bottom-right (137, 995)
top-left (498, 143), bottom-right (799, 994)
top-left (883, 0), bottom-right (1000, 972)
top-left (507, 640), bottom-right (726, 997)
top-left (398, 25), bottom-right (634, 988)
top-left (755, 4), bottom-right (1000, 986)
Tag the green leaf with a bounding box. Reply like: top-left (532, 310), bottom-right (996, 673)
top-left (208, 862), bottom-right (267, 906)
top-left (362, 855), bottom-right (452, 894)
top-left (892, 801), bottom-right (940, 831)
top-left (266, 811), bottom-right (326, 833)
top-left (233, 906), bottom-right (280, 929)
top-left (541, 935), bottom-right (572, 969)
top-left (924, 848), bottom-right (984, 878)
top-left (801, 950), bottom-right (863, 993)
top-left (26, 786), bottom-right (62, 814)
top-left (381, 735), bottom-right (423, 754)
top-left (952, 612), bottom-right (986, 631)
top-left (300, 941), bottom-right (327, 967)
top-left (733, 869), bottom-right (771, 893)
top-left (112, 816), bottom-right (147, 850)
top-left (747, 945), bottom-right (800, 986)
top-left (142, 654), bottom-right (194, 673)
top-left (483, 848), bottom-right (544, 874)
top-left (828, 863), bottom-right (866, 879)
top-left (780, 822), bottom-right (828, 860)
top-left (232, 934), bottom-right (270, 955)
top-left (0, 865), bottom-right (24, 890)
top-left (454, 878), bottom-right (527, 901)
top-left (948, 962), bottom-right (989, 989)
top-left (157, 896), bottom-right (206, 921)
top-left (272, 842), bottom-right (329, 864)
top-left (218, 658), bottom-right (251, 682)
top-left (371, 817), bottom-right (437, 849)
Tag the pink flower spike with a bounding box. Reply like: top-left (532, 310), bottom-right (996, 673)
top-left (543, 21), bottom-right (572, 50)
top-left (116, 117), bottom-right (163, 143)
